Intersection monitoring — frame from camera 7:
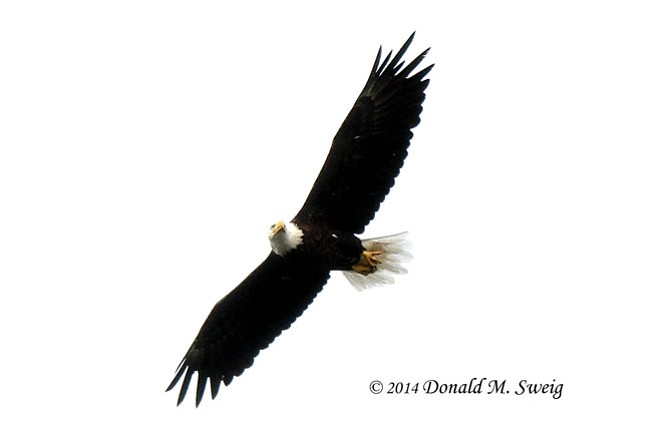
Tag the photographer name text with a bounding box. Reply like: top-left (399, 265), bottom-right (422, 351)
top-left (369, 378), bottom-right (563, 399)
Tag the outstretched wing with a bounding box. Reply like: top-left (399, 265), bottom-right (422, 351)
top-left (294, 32), bottom-right (433, 234)
top-left (166, 254), bottom-right (330, 406)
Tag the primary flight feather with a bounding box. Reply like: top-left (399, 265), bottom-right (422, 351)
top-left (167, 33), bottom-right (432, 406)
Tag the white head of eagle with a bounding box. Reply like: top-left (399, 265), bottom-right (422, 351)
top-left (268, 220), bottom-right (304, 256)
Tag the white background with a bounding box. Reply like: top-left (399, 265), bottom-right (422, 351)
top-left (1, 1), bottom-right (668, 444)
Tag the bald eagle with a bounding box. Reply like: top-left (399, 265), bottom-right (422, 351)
top-left (167, 33), bottom-right (432, 406)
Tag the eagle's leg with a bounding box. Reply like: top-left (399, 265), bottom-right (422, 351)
top-left (351, 250), bottom-right (383, 275)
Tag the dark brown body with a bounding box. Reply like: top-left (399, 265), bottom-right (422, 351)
top-left (287, 221), bottom-right (363, 271)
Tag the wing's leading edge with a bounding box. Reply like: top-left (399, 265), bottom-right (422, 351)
top-left (166, 254), bottom-right (330, 406)
top-left (295, 32), bottom-right (433, 233)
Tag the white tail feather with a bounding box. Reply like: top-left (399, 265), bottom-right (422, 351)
top-left (342, 232), bottom-right (412, 291)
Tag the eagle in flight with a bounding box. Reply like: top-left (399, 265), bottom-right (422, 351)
top-left (167, 33), bottom-right (432, 406)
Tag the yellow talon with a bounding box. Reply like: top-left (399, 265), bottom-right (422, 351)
top-left (352, 250), bottom-right (383, 275)
top-left (364, 250), bottom-right (383, 265)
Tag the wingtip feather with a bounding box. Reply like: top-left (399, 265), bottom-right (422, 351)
top-left (211, 377), bottom-right (222, 400)
top-left (176, 368), bottom-right (193, 406)
top-left (387, 33), bottom-right (416, 72)
top-left (195, 373), bottom-right (208, 407)
top-left (166, 359), bottom-right (187, 392)
top-left (371, 46), bottom-right (382, 74)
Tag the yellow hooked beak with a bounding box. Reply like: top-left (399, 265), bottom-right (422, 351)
top-left (269, 221), bottom-right (286, 237)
